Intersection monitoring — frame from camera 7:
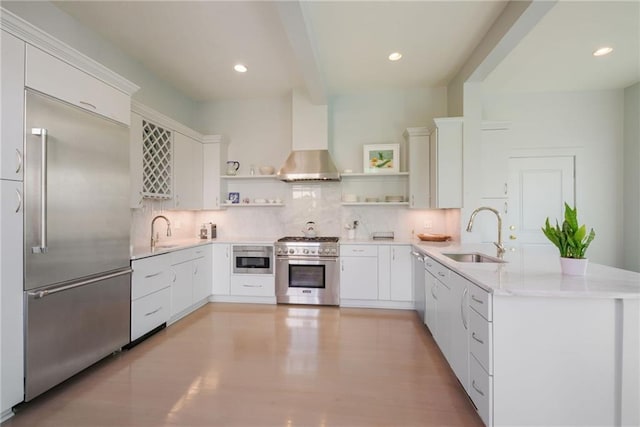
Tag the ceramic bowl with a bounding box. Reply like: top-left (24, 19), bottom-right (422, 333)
top-left (259, 166), bottom-right (275, 175)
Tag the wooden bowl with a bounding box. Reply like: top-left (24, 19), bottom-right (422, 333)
top-left (417, 233), bottom-right (451, 242)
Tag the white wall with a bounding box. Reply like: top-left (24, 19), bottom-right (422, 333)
top-left (192, 88), bottom-right (454, 241)
top-left (623, 83), bottom-right (640, 272)
top-left (481, 88), bottom-right (625, 267)
top-left (196, 96), bottom-right (292, 176)
top-left (2, 1), bottom-right (200, 129)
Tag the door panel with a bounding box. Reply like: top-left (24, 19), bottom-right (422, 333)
top-left (24, 90), bottom-right (130, 290)
top-left (507, 156), bottom-right (575, 245)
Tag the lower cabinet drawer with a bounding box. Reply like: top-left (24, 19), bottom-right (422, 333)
top-left (131, 287), bottom-right (171, 341)
top-left (469, 354), bottom-right (493, 427)
top-left (469, 307), bottom-right (493, 374)
top-left (230, 275), bottom-right (275, 297)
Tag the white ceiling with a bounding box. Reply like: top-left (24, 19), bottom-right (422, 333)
top-left (53, 1), bottom-right (639, 103)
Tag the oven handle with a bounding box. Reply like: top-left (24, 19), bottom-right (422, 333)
top-left (276, 256), bottom-right (338, 262)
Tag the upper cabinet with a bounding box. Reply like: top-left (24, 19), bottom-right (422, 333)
top-left (430, 117), bottom-right (463, 209)
top-left (480, 121), bottom-right (511, 199)
top-left (202, 136), bottom-right (228, 210)
top-left (25, 46), bottom-right (130, 125)
top-left (404, 127), bottom-right (431, 209)
top-left (172, 132), bottom-right (202, 210)
top-left (1, 31), bottom-right (25, 182)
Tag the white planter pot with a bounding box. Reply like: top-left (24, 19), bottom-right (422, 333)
top-left (560, 257), bottom-right (588, 276)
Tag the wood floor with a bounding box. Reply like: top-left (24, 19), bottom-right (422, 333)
top-left (5, 303), bottom-right (482, 427)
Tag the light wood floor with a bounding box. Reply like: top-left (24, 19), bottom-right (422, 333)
top-left (5, 303), bottom-right (482, 427)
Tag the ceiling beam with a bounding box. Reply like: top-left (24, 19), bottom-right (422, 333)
top-left (275, 1), bottom-right (327, 104)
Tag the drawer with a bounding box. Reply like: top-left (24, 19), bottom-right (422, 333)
top-left (423, 256), bottom-right (449, 281)
top-left (340, 244), bottom-right (377, 257)
top-left (131, 287), bottom-right (171, 341)
top-left (25, 45), bottom-right (130, 125)
top-left (230, 275), bottom-right (275, 297)
top-left (469, 283), bottom-right (492, 321)
top-left (469, 354), bottom-right (493, 427)
top-left (469, 306), bottom-right (493, 374)
top-left (131, 255), bottom-right (171, 300)
top-left (171, 245), bottom-right (210, 265)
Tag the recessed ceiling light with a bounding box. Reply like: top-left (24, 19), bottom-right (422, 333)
top-left (593, 47), bottom-right (613, 57)
top-left (388, 52), bottom-right (402, 61)
top-left (234, 64), bottom-right (248, 73)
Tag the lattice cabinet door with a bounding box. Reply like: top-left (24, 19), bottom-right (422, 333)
top-left (142, 119), bottom-right (173, 199)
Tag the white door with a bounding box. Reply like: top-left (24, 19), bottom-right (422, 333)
top-left (507, 156), bottom-right (575, 244)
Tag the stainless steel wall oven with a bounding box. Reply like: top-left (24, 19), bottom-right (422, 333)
top-left (232, 245), bottom-right (273, 274)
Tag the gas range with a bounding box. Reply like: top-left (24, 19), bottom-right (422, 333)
top-left (275, 236), bottom-right (340, 257)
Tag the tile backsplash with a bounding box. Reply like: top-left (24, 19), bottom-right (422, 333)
top-left (131, 184), bottom-right (459, 246)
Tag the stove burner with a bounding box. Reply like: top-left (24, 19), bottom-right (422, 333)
top-left (277, 236), bottom-right (339, 243)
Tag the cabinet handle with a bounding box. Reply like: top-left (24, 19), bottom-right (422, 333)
top-left (216, 196), bottom-right (219, 207)
top-left (471, 295), bottom-right (484, 304)
top-left (425, 262), bottom-right (433, 267)
top-left (472, 332), bottom-right (484, 344)
top-left (226, 247), bottom-right (229, 258)
top-left (15, 188), bottom-right (22, 213)
top-left (353, 249), bottom-right (364, 253)
top-left (144, 272), bottom-right (162, 279)
top-left (504, 182), bottom-right (508, 196)
top-left (437, 271), bottom-right (446, 278)
top-left (504, 201), bottom-right (508, 214)
top-left (341, 260), bottom-right (344, 272)
top-left (144, 307), bottom-right (162, 317)
top-left (31, 128), bottom-right (48, 254)
top-left (79, 100), bottom-right (97, 110)
top-left (15, 148), bottom-right (22, 174)
top-left (392, 248), bottom-right (395, 261)
top-left (431, 285), bottom-right (437, 300)
top-left (172, 272), bottom-right (177, 283)
top-left (193, 265), bottom-right (198, 275)
top-left (242, 284), bottom-right (262, 288)
top-left (461, 287), bottom-right (468, 330)
top-left (472, 380), bottom-right (485, 397)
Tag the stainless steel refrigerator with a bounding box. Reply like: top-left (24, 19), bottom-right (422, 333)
top-left (23, 89), bottom-right (131, 401)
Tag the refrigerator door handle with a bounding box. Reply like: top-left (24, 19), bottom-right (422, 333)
top-left (31, 128), bottom-right (48, 254)
top-left (27, 268), bottom-right (132, 299)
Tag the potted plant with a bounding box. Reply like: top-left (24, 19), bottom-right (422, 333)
top-left (541, 203), bottom-right (596, 276)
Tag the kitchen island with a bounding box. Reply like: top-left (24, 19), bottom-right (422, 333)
top-left (412, 241), bottom-right (640, 427)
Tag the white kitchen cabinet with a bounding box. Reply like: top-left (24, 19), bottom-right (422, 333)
top-left (404, 127), bottom-right (431, 209)
top-left (378, 245), bottom-right (412, 301)
top-left (170, 246), bottom-right (212, 318)
top-left (170, 260), bottom-right (194, 317)
top-left (171, 132), bottom-right (203, 210)
top-left (25, 45), bottom-right (130, 125)
top-left (230, 275), bottom-right (275, 297)
top-left (129, 112), bottom-right (145, 208)
top-left (430, 117), bottom-right (463, 208)
top-left (202, 136), bottom-right (228, 210)
top-left (0, 180), bottom-right (24, 415)
top-left (1, 31), bottom-right (25, 182)
top-left (340, 248), bottom-right (378, 300)
top-left (447, 272), bottom-right (470, 391)
top-left (192, 246), bottom-right (213, 303)
top-left (131, 254), bottom-right (172, 341)
top-left (212, 244), bottom-right (231, 295)
top-left (424, 255), bottom-right (453, 359)
top-left (480, 122), bottom-right (510, 199)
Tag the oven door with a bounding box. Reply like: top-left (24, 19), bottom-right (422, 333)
top-left (275, 256), bottom-right (339, 305)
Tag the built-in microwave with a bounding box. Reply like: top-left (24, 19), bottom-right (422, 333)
top-left (232, 245), bottom-right (273, 275)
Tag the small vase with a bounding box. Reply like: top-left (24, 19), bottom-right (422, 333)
top-left (560, 257), bottom-right (588, 276)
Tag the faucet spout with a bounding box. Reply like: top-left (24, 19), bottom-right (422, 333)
top-left (151, 215), bottom-right (172, 249)
top-left (466, 207), bottom-right (505, 258)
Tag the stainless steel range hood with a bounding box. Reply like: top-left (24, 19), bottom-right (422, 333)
top-left (277, 149), bottom-right (341, 182)
top-left (277, 90), bottom-right (341, 182)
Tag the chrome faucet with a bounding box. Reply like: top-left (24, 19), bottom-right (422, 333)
top-left (151, 215), bottom-right (172, 249)
top-left (466, 207), bottom-right (505, 258)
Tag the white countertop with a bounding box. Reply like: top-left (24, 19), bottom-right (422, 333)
top-left (413, 242), bottom-right (640, 299)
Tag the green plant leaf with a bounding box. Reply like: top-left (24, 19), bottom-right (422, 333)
top-left (564, 203), bottom-right (578, 233)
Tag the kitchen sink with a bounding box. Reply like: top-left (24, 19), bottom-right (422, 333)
top-left (442, 252), bottom-right (506, 263)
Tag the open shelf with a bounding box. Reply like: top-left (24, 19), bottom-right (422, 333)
top-left (341, 172), bottom-right (409, 178)
top-left (221, 175), bottom-right (278, 180)
top-left (341, 202), bottom-right (409, 206)
top-left (223, 203), bottom-right (284, 208)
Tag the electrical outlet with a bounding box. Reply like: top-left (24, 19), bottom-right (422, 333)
top-left (423, 220), bottom-right (433, 229)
